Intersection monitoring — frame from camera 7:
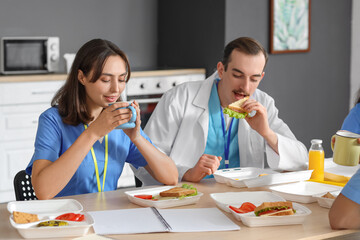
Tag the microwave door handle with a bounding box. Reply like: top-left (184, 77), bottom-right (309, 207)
top-left (131, 98), bottom-right (161, 104)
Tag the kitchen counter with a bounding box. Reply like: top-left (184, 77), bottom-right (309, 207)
top-left (0, 68), bottom-right (206, 83)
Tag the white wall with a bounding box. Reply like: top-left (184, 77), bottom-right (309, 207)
top-left (351, 0), bottom-right (360, 108)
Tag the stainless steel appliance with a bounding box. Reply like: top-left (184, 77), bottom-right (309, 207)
top-left (0, 36), bottom-right (60, 75)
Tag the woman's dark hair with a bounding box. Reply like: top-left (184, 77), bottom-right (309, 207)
top-left (222, 37), bottom-right (268, 71)
top-left (51, 39), bottom-right (131, 125)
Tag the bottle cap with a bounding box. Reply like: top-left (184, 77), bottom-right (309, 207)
top-left (311, 139), bottom-right (323, 144)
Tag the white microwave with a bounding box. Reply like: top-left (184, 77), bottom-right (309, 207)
top-left (0, 36), bottom-right (60, 75)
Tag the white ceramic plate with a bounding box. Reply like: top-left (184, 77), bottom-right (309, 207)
top-left (9, 212), bottom-right (93, 239)
top-left (230, 202), bottom-right (311, 227)
top-left (124, 186), bottom-right (203, 209)
top-left (213, 167), bottom-right (278, 186)
top-left (269, 181), bottom-right (343, 203)
top-left (7, 199), bottom-right (83, 216)
top-left (313, 190), bottom-right (341, 208)
top-left (210, 191), bottom-right (285, 213)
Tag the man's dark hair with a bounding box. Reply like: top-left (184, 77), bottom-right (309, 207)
top-left (222, 37), bottom-right (268, 71)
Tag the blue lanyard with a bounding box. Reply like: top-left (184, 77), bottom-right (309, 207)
top-left (216, 80), bottom-right (234, 168)
top-left (220, 109), bottom-right (234, 168)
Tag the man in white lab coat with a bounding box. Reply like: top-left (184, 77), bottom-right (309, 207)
top-left (133, 37), bottom-right (308, 185)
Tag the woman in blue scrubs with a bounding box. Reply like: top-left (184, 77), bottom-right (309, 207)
top-left (26, 39), bottom-right (178, 199)
top-left (329, 91), bottom-right (360, 229)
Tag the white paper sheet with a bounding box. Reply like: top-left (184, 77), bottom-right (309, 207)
top-left (89, 208), bottom-right (166, 235)
top-left (88, 207), bottom-right (240, 235)
top-left (158, 208), bottom-right (240, 232)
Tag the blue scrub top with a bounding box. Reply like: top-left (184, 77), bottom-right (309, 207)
top-left (341, 168), bottom-right (360, 204)
top-left (341, 103), bottom-right (360, 134)
top-left (26, 107), bottom-right (149, 197)
top-left (203, 80), bottom-right (239, 179)
top-left (340, 103), bottom-right (360, 203)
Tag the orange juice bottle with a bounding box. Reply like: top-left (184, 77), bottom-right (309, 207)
top-left (308, 139), bottom-right (325, 181)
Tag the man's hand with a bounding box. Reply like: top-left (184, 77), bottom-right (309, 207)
top-left (182, 154), bottom-right (222, 182)
top-left (242, 99), bottom-right (278, 153)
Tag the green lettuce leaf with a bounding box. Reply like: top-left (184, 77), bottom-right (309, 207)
top-left (223, 108), bottom-right (247, 119)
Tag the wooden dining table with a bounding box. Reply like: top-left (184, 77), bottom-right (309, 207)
top-left (1, 179), bottom-right (359, 240)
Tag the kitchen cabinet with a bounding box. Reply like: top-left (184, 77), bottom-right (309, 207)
top-left (0, 80), bottom-right (65, 202)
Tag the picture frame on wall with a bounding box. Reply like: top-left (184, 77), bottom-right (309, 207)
top-left (270, 0), bottom-right (311, 54)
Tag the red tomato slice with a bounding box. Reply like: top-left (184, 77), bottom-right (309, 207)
top-left (229, 205), bottom-right (246, 213)
top-left (55, 213), bottom-right (84, 221)
top-left (76, 214), bottom-right (85, 221)
top-left (134, 194), bottom-right (153, 200)
top-left (239, 202), bottom-right (256, 212)
top-left (56, 213), bottom-right (76, 221)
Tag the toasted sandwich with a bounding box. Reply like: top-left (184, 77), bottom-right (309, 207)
top-left (159, 187), bottom-right (196, 198)
top-left (254, 201), bottom-right (295, 217)
top-left (223, 96), bottom-right (249, 119)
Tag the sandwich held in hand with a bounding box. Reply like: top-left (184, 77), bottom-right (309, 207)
top-left (223, 96), bottom-right (249, 119)
top-left (254, 201), bottom-right (296, 217)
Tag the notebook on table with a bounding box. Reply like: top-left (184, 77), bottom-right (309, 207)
top-left (88, 207), bottom-right (240, 235)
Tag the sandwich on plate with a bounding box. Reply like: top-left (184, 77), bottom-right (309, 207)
top-left (159, 186), bottom-right (196, 198)
top-left (254, 201), bottom-right (296, 217)
top-left (223, 96), bottom-right (249, 119)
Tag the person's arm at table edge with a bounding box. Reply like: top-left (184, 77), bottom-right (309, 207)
top-left (329, 193), bottom-right (360, 229)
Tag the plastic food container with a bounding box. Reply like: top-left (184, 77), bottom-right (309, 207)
top-left (313, 190), bottom-right (341, 208)
top-left (269, 181), bottom-right (343, 203)
top-left (213, 167), bottom-right (278, 185)
top-left (210, 191), bottom-right (285, 213)
top-left (213, 167), bottom-right (313, 188)
top-left (7, 199), bottom-right (93, 239)
top-left (230, 202), bottom-right (311, 227)
top-left (125, 186), bottom-right (203, 209)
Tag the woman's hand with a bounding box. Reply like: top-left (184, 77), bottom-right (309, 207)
top-left (88, 102), bottom-right (133, 139)
top-left (123, 101), bottom-right (141, 142)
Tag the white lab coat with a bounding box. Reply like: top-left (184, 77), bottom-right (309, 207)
top-left (133, 72), bottom-right (308, 185)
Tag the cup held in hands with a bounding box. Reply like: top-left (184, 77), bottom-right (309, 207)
top-left (109, 103), bottom-right (137, 129)
top-left (331, 131), bottom-right (360, 166)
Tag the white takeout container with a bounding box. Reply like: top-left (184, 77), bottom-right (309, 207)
top-left (124, 186), bottom-right (203, 208)
top-left (210, 191), bottom-right (285, 213)
top-left (213, 167), bottom-right (313, 188)
top-left (269, 181), bottom-right (343, 203)
top-left (9, 212), bottom-right (94, 239)
top-left (7, 199), bottom-right (92, 239)
top-left (8, 199), bottom-right (83, 216)
top-left (213, 167), bottom-right (278, 185)
top-left (230, 202), bottom-right (311, 227)
top-left (313, 190), bottom-right (341, 208)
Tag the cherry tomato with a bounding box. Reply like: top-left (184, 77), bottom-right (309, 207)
top-left (134, 194), bottom-right (153, 200)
